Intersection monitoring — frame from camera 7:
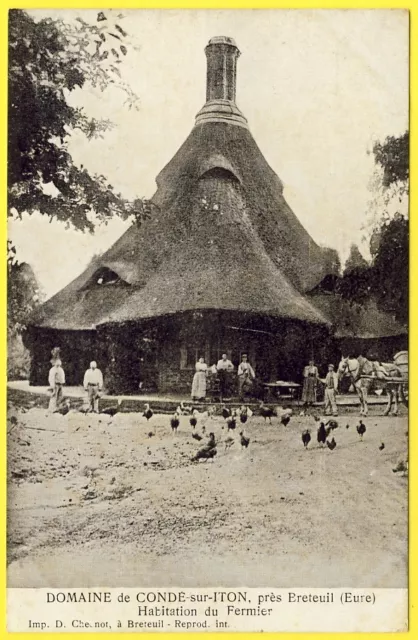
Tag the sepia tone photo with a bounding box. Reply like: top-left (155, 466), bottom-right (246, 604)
top-left (7, 8), bottom-right (408, 598)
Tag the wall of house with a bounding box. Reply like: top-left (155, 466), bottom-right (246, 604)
top-left (24, 312), bottom-right (337, 395)
top-left (23, 327), bottom-right (100, 386)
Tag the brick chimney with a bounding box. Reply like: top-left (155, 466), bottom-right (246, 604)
top-left (195, 36), bottom-right (248, 129)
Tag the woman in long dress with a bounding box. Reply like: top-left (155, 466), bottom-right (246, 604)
top-left (301, 359), bottom-right (318, 408)
top-left (191, 357), bottom-right (208, 401)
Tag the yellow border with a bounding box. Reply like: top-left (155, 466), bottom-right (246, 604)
top-left (2, 2), bottom-right (414, 640)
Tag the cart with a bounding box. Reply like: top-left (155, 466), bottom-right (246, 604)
top-left (393, 351), bottom-right (408, 408)
top-left (361, 351), bottom-right (408, 409)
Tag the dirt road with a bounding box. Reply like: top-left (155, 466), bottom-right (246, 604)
top-left (7, 404), bottom-right (408, 587)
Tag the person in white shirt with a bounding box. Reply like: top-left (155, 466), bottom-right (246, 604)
top-left (83, 361), bottom-right (104, 413)
top-left (237, 354), bottom-right (255, 401)
top-left (48, 359), bottom-right (65, 412)
top-left (319, 364), bottom-right (339, 417)
top-left (216, 353), bottom-right (234, 400)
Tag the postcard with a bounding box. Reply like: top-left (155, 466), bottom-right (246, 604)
top-left (6, 8), bottom-right (409, 632)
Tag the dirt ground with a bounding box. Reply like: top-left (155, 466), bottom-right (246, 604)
top-left (7, 400), bottom-right (408, 588)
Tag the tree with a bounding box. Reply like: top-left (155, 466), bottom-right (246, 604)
top-left (372, 131), bottom-right (409, 194)
top-left (8, 9), bottom-right (151, 233)
top-left (8, 245), bottom-right (44, 379)
top-left (8, 242), bottom-right (43, 335)
top-left (344, 244), bottom-right (368, 274)
top-left (371, 214), bottom-right (408, 325)
top-left (337, 132), bottom-right (408, 325)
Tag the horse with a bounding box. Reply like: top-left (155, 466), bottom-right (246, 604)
top-left (337, 356), bottom-right (403, 417)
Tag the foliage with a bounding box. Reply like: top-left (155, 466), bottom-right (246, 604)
top-left (344, 244), bottom-right (368, 274)
top-left (8, 9), bottom-right (152, 233)
top-left (321, 247), bottom-right (341, 276)
top-left (8, 246), bottom-right (44, 379)
top-left (8, 244), bottom-right (43, 335)
top-left (337, 132), bottom-right (408, 326)
top-left (371, 215), bottom-right (408, 325)
top-left (372, 132), bottom-right (409, 194)
top-left (336, 266), bottom-right (372, 306)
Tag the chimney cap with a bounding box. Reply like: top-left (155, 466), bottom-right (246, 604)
top-left (206, 36), bottom-right (238, 49)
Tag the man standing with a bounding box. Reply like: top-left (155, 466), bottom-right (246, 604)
top-left (83, 361), bottom-right (104, 413)
top-left (216, 353), bottom-right (234, 401)
top-left (48, 359), bottom-right (65, 412)
top-left (320, 364), bottom-right (339, 417)
top-left (237, 354), bottom-right (255, 401)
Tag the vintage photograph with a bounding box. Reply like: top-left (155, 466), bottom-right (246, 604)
top-left (7, 9), bottom-right (408, 590)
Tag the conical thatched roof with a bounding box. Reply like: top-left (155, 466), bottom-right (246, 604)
top-left (29, 36), bottom-right (336, 332)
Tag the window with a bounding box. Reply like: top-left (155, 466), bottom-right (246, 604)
top-left (85, 267), bottom-right (129, 288)
top-left (180, 346), bottom-right (207, 370)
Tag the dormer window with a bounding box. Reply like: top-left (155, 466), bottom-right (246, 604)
top-left (86, 267), bottom-right (130, 288)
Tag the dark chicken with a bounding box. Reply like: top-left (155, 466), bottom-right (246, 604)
top-left (240, 431), bottom-right (250, 448)
top-left (317, 422), bottom-right (327, 446)
top-left (100, 398), bottom-right (122, 417)
top-left (192, 447), bottom-right (217, 462)
top-left (192, 432), bottom-right (217, 462)
top-left (170, 412), bottom-right (180, 433)
top-left (54, 399), bottom-right (71, 416)
top-left (301, 430), bottom-right (311, 448)
top-left (222, 405), bottom-right (231, 420)
top-left (226, 414), bottom-right (237, 431)
top-left (356, 420), bottom-right (366, 440)
top-left (259, 402), bottom-right (274, 424)
top-left (326, 437), bottom-right (337, 451)
top-left (143, 403), bottom-right (153, 421)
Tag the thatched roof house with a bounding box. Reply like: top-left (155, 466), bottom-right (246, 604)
top-left (25, 36), bottom-right (404, 394)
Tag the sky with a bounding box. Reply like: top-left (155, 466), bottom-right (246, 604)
top-left (9, 9), bottom-right (409, 299)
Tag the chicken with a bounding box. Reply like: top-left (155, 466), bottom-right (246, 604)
top-left (326, 419), bottom-right (339, 431)
top-left (143, 403), bottom-right (153, 421)
top-left (240, 431), bottom-right (250, 449)
top-left (222, 405), bottom-right (231, 420)
top-left (312, 412), bottom-right (321, 422)
top-left (346, 424), bottom-right (350, 429)
top-left (206, 432), bottom-right (216, 449)
top-left (317, 422), bottom-right (327, 446)
top-left (54, 399), bottom-right (71, 416)
top-left (356, 420), bottom-right (366, 440)
top-left (192, 432), bottom-right (217, 461)
top-left (224, 436), bottom-right (235, 451)
top-left (259, 402), bottom-right (274, 424)
top-left (189, 413), bottom-right (198, 429)
top-left (379, 442), bottom-right (385, 451)
top-left (392, 460), bottom-right (408, 475)
top-left (302, 429), bottom-right (311, 449)
top-left (192, 447), bottom-right (217, 462)
top-left (239, 406), bottom-right (248, 424)
top-left (280, 414), bottom-right (291, 427)
top-left (192, 432), bottom-right (203, 442)
top-left (170, 412), bottom-right (180, 434)
top-left (100, 398), bottom-right (122, 417)
top-left (326, 437), bottom-right (337, 451)
top-left (147, 431), bottom-right (154, 438)
top-left (226, 413), bottom-right (237, 431)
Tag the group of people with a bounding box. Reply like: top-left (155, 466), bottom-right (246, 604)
top-left (48, 359), bottom-right (103, 413)
top-left (302, 360), bottom-right (339, 417)
top-left (48, 351), bottom-right (340, 416)
top-left (191, 353), bottom-right (256, 402)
